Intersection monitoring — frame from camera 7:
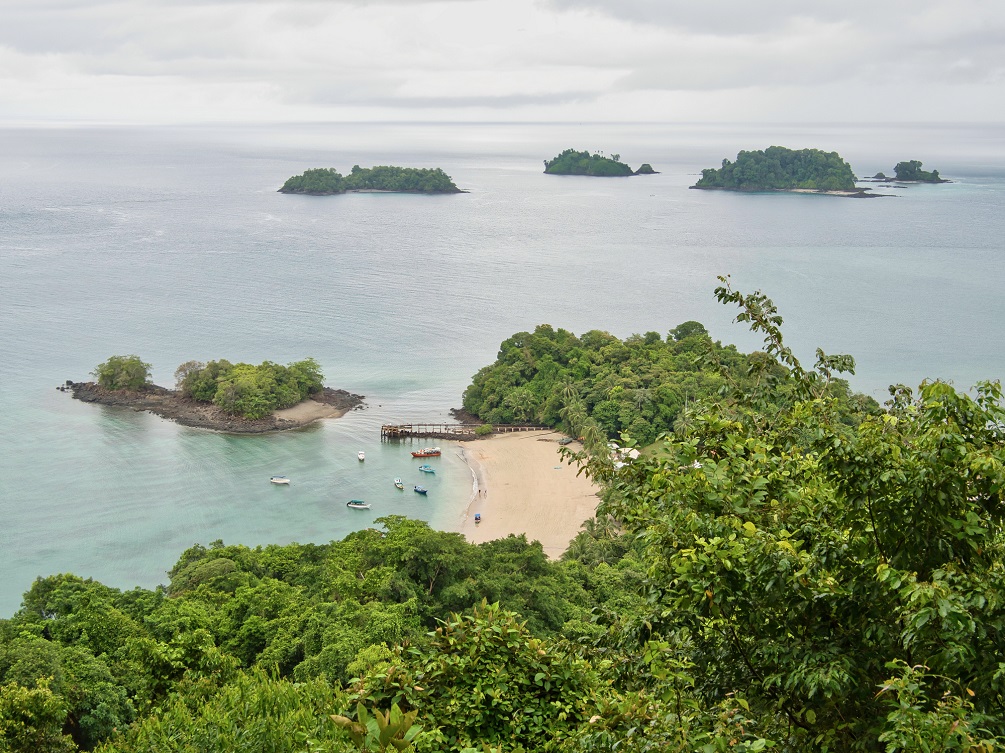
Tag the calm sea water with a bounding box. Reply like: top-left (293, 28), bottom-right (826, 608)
top-left (1, 122), bottom-right (1003, 615)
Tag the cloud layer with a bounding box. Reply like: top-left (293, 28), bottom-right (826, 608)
top-left (1, 0), bottom-right (1002, 122)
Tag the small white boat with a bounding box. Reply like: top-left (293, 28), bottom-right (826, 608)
top-left (394, 478), bottom-right (404, 489)
top-left (270, 475), bottom-right (290, 485)
top-left (358, 451), bottom-right (365, 461)
top-left (347, 500), bottom-right (371, 509)
top-left (418, 464), bottom-right (435, 473)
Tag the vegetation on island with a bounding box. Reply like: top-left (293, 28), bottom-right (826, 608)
top-left (543, 149), bottom-right (637, 177)
top-left (894, 159), bottom-right (947, 182)
top-left (279, 165), bottom-right (461, 195)
top-left (693, 146), bottom-right (858, 191)
top-left (175, 358), bottom-right (324, 419)
top-left (87, 356), bottom-right (325, 420)
top-left (92, 355), bottom-right (152, 391)
top-left (462, 318), bottom-right (875, 447)
top-left (9, 284), bottom-right (1005, 752)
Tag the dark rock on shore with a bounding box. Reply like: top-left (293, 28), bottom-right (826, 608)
top-left (66, 382), bottom-right (365, 434)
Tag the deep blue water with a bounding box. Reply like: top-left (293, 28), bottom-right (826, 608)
top-left (1, 121), bottom-right (1003, 615)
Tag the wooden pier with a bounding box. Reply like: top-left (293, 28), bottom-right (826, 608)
top-left (381, 423), bottom-right (551, 441)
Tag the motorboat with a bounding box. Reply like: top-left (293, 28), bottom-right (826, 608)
top-left (394, 478), bottom-right (404, 489)
top-left (411, 447), bottom-right (441, 458)
top-left (346, 500), bottom-right (371, 509)
top-left (270, 475), bottom-right (290, 485)
top-left (418, 464), bottom-right (435, 473)
top-left (413, 485), bottom-right (428, 495)
top-left (357, 451), bottom-right (365, 461)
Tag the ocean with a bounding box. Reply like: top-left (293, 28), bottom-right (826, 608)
top-left (1, 121), bottom-right (1003, 615)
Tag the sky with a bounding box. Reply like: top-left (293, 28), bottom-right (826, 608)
top-left (1, 0), bottom-right (1003, 124)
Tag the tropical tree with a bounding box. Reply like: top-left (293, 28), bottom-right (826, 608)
top-left (91, 356), bottom-right (151, 391)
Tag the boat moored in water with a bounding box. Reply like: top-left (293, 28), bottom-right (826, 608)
top-left (357, 451), bottom-right (365, 461)
top-left (411, 447), bottom-right (441, 458)
top-left (394, 478), bottom-right (404, 489)
top-left (270, 475), bottom-right (290, 485)
top-left (347, 500), bottom-right (371, 509)
top-left (413, 485), bottom-right (428, 495)
top-left (418, 464), bottom-right (435, 473)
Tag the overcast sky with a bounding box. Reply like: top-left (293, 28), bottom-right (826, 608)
top-left (1, 0), bottom-right (1003, 123)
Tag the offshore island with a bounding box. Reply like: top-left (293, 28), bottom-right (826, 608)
top-left (279, 165), bottom-right (464, 195)
top-left (691, 145), bottom-right (880, 197)
top-left (67, 355), bottom-right (364, 433)
top-left (544, 148), bottom-right (657, 176)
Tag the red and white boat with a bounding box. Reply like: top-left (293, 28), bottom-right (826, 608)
top-left (411, 447), bottom-right (441, 458)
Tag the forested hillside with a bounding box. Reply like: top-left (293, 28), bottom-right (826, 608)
top-left (462, 319), bottom-right (874, 446)
top-left (3, 282), bottom-right (1004, 752)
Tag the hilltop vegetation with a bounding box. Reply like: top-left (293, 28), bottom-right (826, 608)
top-left (9, 285), bottom-right (1005, 752)
top-left (462, 319), bottom-right (874, 447)
top-left (693, 145), bottom-right (858, 191)
top-left (279, 165), bottom-right (461, 195)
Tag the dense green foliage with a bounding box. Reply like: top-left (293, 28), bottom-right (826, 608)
top-left (585, 280), bottom-right (1005, 751)
top-left (543, 149), bottom-right (635, 177)
top-left (1, 517), bottom-right (649, 752)
top-left (894, 160), bottom-right (945, 182)
top-left (91, 356), bottom-right (152, 391)
top-left (175, 358), bottom-right (323, 419)
top-left (279, 166), bottom-right (460, 194)
top-left (462, 320), bottom-right (871, 447)
top-left (694, 146), bottom-right (857, 191)
top-left (10, 286), bottom-right (1005, 752)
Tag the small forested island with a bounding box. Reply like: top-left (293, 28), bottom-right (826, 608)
top-left (866, 160), bottom-right (950, 184)
top-left (279, 165), bottom-right (462, 195)
top-left (691, 145), bottom-right (876, 196)
top-left (543, 148), bottom-right (657, 176)
top-left (68, 354), bottom-right (363, 432)
top-left (12, 282), bottom-right (1005, 752)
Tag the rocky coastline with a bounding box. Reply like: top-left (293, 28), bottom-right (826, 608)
top-left (64, 381), bottom-right (365, 434)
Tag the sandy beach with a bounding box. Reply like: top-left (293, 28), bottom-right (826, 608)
top-left (457, 430), bottom-right (601, 558)
top-left (273, 398), bottom-right (352, 422)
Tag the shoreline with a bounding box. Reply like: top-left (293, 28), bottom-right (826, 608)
top-left (454, 430), bottom-right (601, 559)
top-left (690, 185), bottom-right (887, 198)
top-left (66, 382), bottom-right (365, 433)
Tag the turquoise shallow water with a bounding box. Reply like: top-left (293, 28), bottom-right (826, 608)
top-left (1, 122), bottom-right (1003, 615)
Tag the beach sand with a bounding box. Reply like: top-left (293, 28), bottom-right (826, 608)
top-left (273, 398), bottom-right (352, 422)
top-left (457, 430), bottom-right (600, 558)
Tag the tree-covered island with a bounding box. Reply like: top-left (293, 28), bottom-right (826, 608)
top-left (68, 355), bottom-right (363, 432)
top-left (279, 165), bottom-right (463, 195)
top-left (692, 145), bottom-right (874, 195)
top-left (893, 160), bottom-right (950, 183)
top-left (543, 148), bottom-right (657, 176)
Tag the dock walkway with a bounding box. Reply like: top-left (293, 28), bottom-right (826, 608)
top-left (381, 423), bottom-right (551, 441)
